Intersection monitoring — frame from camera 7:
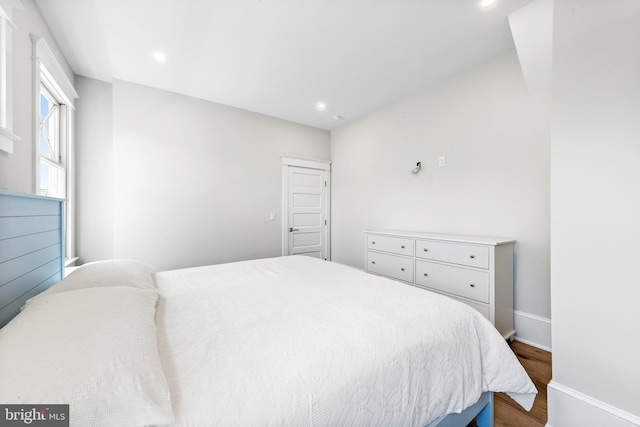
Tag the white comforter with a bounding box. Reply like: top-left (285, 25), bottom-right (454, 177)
top-left (154, 256), bottom-right (536, 427)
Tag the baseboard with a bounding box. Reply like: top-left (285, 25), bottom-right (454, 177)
top-left (513, 310), bottom-right (551, 351)
top-left (547, 381), bottom-right (640, 427)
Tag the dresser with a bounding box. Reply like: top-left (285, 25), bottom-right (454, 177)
top-left (365, 230), bottom-right (516, 340)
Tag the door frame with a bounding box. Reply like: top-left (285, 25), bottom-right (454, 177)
top-left (281, 156), bottom-right (331, 259)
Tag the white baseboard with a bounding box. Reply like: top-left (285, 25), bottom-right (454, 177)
top-left (513, 310), bottom-right (551, 351)
top-left (547, 381), bottom-right (640, 427)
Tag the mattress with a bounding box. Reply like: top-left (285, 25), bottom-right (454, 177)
top-left (154, 255), bottom-right (536, 427)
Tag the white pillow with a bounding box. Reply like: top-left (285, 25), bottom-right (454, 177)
top-left (0, 287), bottom-right (174, 427)
top-left (32, 259), bottom-right (156, 302)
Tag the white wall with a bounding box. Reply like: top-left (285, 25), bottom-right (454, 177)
top-left (0, 0), bottom-right (73, 192)
top-left (548, 1), bottom-right (640, 425)
top-left (75, 78), bottom-right (330, 271)
top-left (74, 76), bottom-right (113, 261)
top-left (331, 50), bottom-right (551, 344)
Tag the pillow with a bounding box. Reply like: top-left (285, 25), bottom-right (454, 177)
top-left (31, 259), bottom-right (156, 302)
top-left (0, 287), bottom-right (174, 427)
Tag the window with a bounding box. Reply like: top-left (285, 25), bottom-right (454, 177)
top-left (38, 83), bottom-right (66, 198)
top-left (0, 0), bottom-right (22, 154)
top-left (32, 34), bottom-right (78, 262)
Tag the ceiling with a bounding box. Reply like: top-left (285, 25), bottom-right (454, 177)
top-left (35, 0), bottom-right (533, 130)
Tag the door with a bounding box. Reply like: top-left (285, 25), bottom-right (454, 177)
top-left (281, 157), bottom-right (330, 260)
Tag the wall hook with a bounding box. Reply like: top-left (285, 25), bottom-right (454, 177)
top-left (411, 162), bottom-right (422, 175)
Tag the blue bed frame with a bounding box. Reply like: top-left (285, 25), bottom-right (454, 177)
top-left (426, 392), bottom-right (493, 427)
top-left (0, 190), bottom-right (493, 427)
top-left (0, 190), bottom-right (65, 328)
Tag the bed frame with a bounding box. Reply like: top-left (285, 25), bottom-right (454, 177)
top-left (0, 190), bottom-right (65, 328)
top-left (426, 392), bottom-right (493, 426)
top-left (0, 190), bottom-right (493, 426)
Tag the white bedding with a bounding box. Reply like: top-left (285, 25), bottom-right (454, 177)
top-left (154, 255), bottom-right (536, 427)
top-left (0, 287), bottom-right (174, 426)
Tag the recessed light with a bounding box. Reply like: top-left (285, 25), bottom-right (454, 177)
top-left (153, 51), bottom-right (167, 63)
top-left (480, 0), bottom-right (496, 8)
top-left (314, 102), bottom-right (326, 111)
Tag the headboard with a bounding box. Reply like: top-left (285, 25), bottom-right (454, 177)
top-left (0, 190), bottom-right (65, 328)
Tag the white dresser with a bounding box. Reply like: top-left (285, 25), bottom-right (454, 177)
top-left (365, 230), bottom-right (516, 340)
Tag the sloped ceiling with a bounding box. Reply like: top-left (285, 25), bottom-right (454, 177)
top-left (35, 0), bottom-right (534, 130)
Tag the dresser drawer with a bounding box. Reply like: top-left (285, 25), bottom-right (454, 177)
top-left (415, 239), bottom-right (489, 269)
top-left (367, 251), bottom-right (414, 282)
top-left (415, 260), bottom-right (489, 303)
top-left (367, 234), bottom-right (414, 256)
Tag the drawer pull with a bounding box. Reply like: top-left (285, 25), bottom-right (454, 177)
top-left (470, 254), bottom-right (476, 259)
top-left (469, 283), bottom-right (476, 287)
top-left (372, 241), bottom-right (376, 244)
top-left (423, 273), bottom-right (428, 277)
top-left (371, 261), bottom-right (376, 264)
top-left (401, 245), bottom-right (405, 249)
top-left (400, 268), bottom-right (405, 271)
top-left (423, 248), bottom-right (428, 252)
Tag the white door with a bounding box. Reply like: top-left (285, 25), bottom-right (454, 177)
top-left (282, 159), bottom-right (330, 260)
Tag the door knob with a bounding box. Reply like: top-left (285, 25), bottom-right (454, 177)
top-left (289, 228), bottom-right (299, 232)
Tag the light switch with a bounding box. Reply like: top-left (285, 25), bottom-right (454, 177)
top-left (269, 212), bottom-right (276, 221)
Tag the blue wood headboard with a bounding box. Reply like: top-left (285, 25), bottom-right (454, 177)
top-left (0, 190), bottom-right (65, 328)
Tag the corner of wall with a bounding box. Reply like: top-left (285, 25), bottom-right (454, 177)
top-left (508, 0), bottom-right (553, 93)
top-left (547, 381), bottom-right (640, 427)
top-left (514, 310), bottom-right (551, 351)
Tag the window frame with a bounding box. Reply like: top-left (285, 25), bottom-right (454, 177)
top-left (31, 34), bottom-right (78, 262)
top-left (0, 0), bottom-right (22, 154)
top-left (38, 79), bottom-right (66, 199)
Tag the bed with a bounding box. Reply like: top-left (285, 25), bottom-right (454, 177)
top-left (0, 191), bottom-right (537, 427)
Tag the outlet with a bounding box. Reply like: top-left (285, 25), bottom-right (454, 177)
top-left (439, 156), bottom-right (446, 167)
top-left (269, 212), bottom-right (276, 221)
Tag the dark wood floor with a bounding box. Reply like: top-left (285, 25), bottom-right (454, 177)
top-left (468, 340), bottom-right (552, 427)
